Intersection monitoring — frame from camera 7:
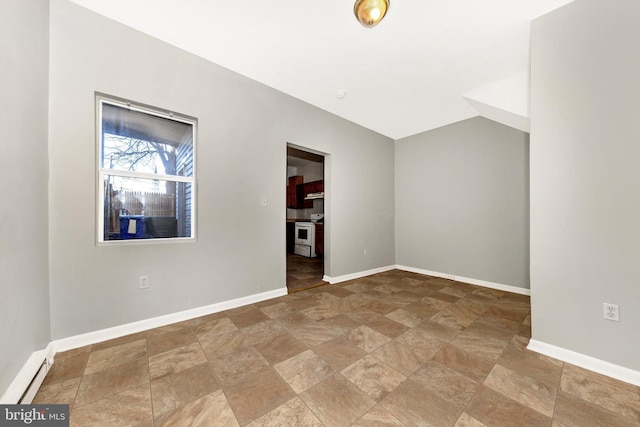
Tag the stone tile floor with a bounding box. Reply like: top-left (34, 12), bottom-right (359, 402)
top-left (286, 253), bottom-right (325, 293)
top-left (34, 270), bottom-right (640, 426)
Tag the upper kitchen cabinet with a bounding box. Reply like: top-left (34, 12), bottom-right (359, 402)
top-left (287, 175), bottom-right (301, 208)
top-left (287, 176), bottom-right (324, 209)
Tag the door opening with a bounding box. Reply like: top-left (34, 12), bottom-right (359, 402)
top-left (286, 146), bottom-right (326, 293)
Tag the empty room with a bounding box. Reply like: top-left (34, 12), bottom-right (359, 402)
top-left (1, 0), bottom-right (639, 425)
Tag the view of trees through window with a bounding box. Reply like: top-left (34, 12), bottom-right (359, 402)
top-left (98, 98), bottom-right (195, 242)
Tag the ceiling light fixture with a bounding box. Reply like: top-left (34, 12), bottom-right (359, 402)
top-left (354, 0), bottom-right (390, 28)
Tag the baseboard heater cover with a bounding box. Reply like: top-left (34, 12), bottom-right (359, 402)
top-left (18, 359), bottom-right (49, 404)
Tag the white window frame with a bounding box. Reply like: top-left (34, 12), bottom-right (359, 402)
top-left (96, 94), bottom-right (197, 244)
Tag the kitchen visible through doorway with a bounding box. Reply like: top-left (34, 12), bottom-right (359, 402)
top-left (286, 146), bottom-right (326, 293)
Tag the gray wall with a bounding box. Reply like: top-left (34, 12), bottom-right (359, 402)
top-left (530, 0), bottom-right (640, 370)
top-left (395, 117), bottom-right (530, 289)
top-left (48, 1), bottom-right (395, 339)
top-left (0, 0), bottom-right (51, 394)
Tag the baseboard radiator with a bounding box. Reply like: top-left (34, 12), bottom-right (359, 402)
top-left (18, 359), bottom-right (49, 404)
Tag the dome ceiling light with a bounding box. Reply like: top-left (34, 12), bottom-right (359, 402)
top-left (354, 0), bottom-right (390, 28)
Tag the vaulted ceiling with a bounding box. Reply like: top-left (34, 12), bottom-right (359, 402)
top-left (70, 0), bottom-right (574, 139)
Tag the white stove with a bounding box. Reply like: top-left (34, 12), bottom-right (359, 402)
top-left (294, 221), bottom-right (316, 257)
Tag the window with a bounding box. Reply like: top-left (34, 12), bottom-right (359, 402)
top-left (97, 95), bottom-right (196, 242)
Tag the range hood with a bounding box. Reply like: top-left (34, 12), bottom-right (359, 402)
top-left (305, 192), bottom-right (324, 200)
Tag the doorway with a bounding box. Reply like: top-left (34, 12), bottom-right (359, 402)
top-left (286, 146), bottom-right (326, 293)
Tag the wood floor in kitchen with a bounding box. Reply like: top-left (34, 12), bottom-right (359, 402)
top-left (33, 270), bottom-right (640, 426)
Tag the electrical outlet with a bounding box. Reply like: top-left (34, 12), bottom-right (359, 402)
top-left (364, 248), bottom-right (368, 256)
top-left (139, 275), bottom-right (149, 289)
top-left (603, 303), bottom-right (619, 321)
top-left (260, 197), bottom-right (268, 207)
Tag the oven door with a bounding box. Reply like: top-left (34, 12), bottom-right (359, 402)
top-left (294, 222), bottom-right (314, 246)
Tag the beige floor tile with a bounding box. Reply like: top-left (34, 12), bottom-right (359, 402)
top-left (241, 319), bottom-right (286, 345)
top-left (465, 385), bottom-right (551, 427)
top-left (275, 311), bottom-right (314, 330)
top-left (320, 313), bottom-right (362, 335)
top-left (395, 328), bottom-right (447, 364)
top-left (472, 287), bottom-right (505, 299)
top-left (91, 333), bottom-right (146, 352)
top-left (150, 362), bottom-right (219, 417)
top-left (71, 384), bottom-right (152, 427)
top-left (343, 282), bottom-right (373, 293)
top-left (347, 309), bottom-right (384, 325)
top-left (290, 321), bottom-right (343, 347)
top-left (246, 397), bottom-right (323, 427)
top-left (353, 404), bottom-right (404, 426)
top-left (382, 292), bottom-right (420, 307)
top-left (416, 318), bottom-right (461, 341)
top-left (371, 339), bottom-right (423, 376)
top-left (155, 390), bottom-right (239, 427)
top-left (440, 286), bottom-right (469, 299)
top-left (380, 378), bottom-right (461, 426)
top-left (301, 304), bottom-right (341, 321)
top-left (32, 270), bottom-right (640, 427)
top-left (432, 343), bottom-right (495, 382)
top-left (401, 301), bottom-right (440, 320)
top-left (341, 354), bottom-right (406, 401)
top-left (42, 350), bottom-right (90, 386)
top-left (301, 373), bottom-right (376, 427)
top-left (553, 390), bottom-right (635, 427)
top-left (32, 377), bottom-right (81, 405)
top-left (484, 364), bottom-right (557, 417)
top-left (193, 317), bottom-right (238, 340)
top-left (75, 356), bottom-right (148, 407)
top-left (313, 337), bottom-right (368, 371)
top-left (254, 331), bottom-right (308, 364)
top-left (420, 295), bottom-right (453, 311)
top-left (372, 284), bottom-right (403, 294)
top-left (224, 367), bottom-right (297, 425)
top-left (148, 341), bottom-right (208, 380)
top-left (187, 311), bottom-right (225, 330)
top-left (275, 349), bottom-right (334, 394)
top-left (385, 308), bottom-right (423, 327)
top-left (431, 290), bottom-right (462, 304)
top-left (560, 363), bottom-right (640, 423)
top-left (487, 302), bottom-right (530, 323)
top-left (211, 346), bottom-right (270, 387)
top-left (449, 329), bottom-right (510, 363)
top-left (365, 316), bottom-right (409, 339)
top-left (200, 329), bottom-right (252, 360)
top-left (497, 342), bottom-right (563, 387)
top-left (411, 360), bottom-right (479, 408)
top-left (362, 299), bottom-right (400, 316)
top-left (146, 326), bottom-right (197, 357)
top-left (347, 326), bottom-right (391, 353)
top-left (259, 301), bottom-right (298, 319)
top-left (473, 313), bottom-right (521, 333)
top-left (430, 303), bottom-right (479, 331)
top-left (322, 285), bottom-right (356, 298)
top-left (454, 412), bottom-right (489, 427)
top-left (227, 306), bottom-right (270, 328)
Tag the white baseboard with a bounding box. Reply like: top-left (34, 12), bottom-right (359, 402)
top-left (395, 265), bottom-right (531, 296)
top-left (324, 265), bottom-right (396, 284)
top-left (0, 343), bottom-right (55, 404)
top-left (528, 339), bottom-right (640, 387)
top-left (2, 287), bottom-right (287, 403)
top-left (53, 287), bottom-right (288, 353)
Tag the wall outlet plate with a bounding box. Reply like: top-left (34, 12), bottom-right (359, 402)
top-left (603, 303), bottom-right (619, 321)
top-left (139, 275), bottom-right (149, 289)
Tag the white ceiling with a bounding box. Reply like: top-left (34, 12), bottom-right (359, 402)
top-left (70, 0), bottom-right (573, 140)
